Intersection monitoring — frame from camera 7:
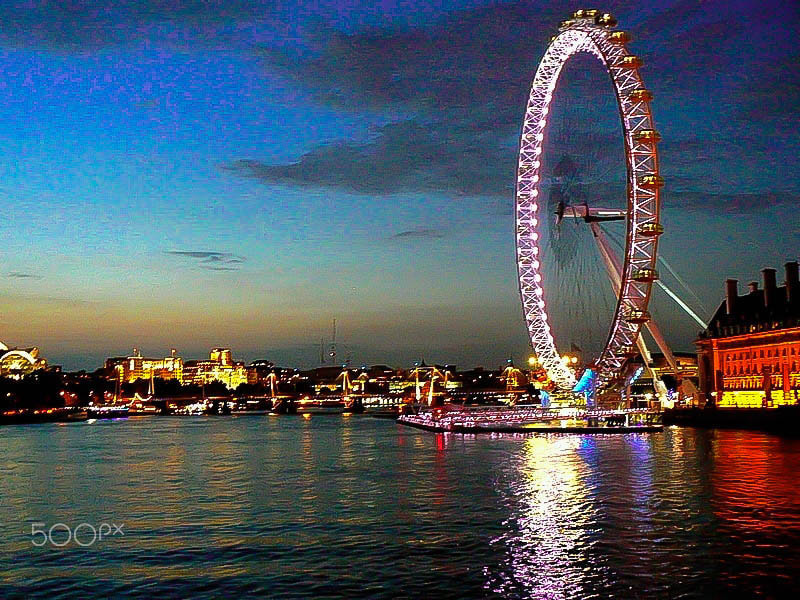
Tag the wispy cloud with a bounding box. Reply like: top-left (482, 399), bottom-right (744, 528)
top-left (6, 272), bottom-right (43, 280)
top-left (201, 265), bottom-right (240, 271)
top-left (391, 228), bottom-right (445, 240)
top-left (165, 250), bottom-right (246, 270)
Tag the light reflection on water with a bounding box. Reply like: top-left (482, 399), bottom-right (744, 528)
top-left (487, 436), bottom-right (592, 598)
top-left (0, 419), bottom-right (798, 598)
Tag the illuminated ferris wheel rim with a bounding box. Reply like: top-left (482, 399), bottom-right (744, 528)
top-left (515, 10), bottom-right (663, 389)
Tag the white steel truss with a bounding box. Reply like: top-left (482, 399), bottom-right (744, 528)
top-left (515, 15), bottom-right (663, 389)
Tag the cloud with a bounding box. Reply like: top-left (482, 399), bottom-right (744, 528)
top-left (391, 228), bottom-right (445, 240)
top-left (0, 0), bottom-right (275, 51)
top-left (134, 98), bottom-right (160, 110)
top-left (165, 250), bottom-right (246, 270)
top-left (667, 191), bottom-right (799, 214)
top-left (257, 2), bottom-right (563, 115)
top-left (166, 251), bottom-right (228, 260)
top-left (731, 52), bottom-right (800, 124)
top-left (6, 272), bottom-right (43, 280)
top-left (228, 2), bottom-right (570, 197)
top-left (232, 0), bottom-right (800, 203)
top-left (222, 118), bottom-right (515, 196)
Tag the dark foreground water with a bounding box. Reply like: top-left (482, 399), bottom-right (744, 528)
top-left (1, 417), bottom-right (799, 599)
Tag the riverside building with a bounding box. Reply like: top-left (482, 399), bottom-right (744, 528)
top-left (696, 262), bottom-right (800, 407)
top-left (105, 348), bottom-right (184, 383)
top-left (182, 347), bottom-right (247, 390)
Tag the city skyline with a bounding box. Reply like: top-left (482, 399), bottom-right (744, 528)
top-left (1, 0), bottom-right (798, 371)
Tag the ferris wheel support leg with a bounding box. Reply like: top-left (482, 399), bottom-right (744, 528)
top-left (591, 223), bottom-right (675, 383)
top-left (642, 321), bottom-right (679, 377)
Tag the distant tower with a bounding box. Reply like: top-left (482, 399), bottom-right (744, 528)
top-left (328, 318), bottom-right (337, 364)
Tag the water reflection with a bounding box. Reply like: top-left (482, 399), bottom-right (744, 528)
top-left (1, 421), bottom-right (799, 598)
top-left (487, 436), bottom-right (592, 598)
top-left (709, 431), bottom-right (800, 595)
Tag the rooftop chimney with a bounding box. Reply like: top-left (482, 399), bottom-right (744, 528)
top-left (762, 268), bottom-right (777, 308)
top-left (787, 261), bottom-right (799, 304)
top-left (747, 281), bottom-right (758, 294)
top-left (725, 279), bottom-right (738, 315)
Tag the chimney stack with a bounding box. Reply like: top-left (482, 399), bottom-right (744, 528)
top-left (725, 279), bottom-right (738, 315)
top-left (786, 261), bottom-right (799, 304)
top-left (762, 268), bottom-right (777, 308)
top-left (747, 281), bottom-right (758, 294)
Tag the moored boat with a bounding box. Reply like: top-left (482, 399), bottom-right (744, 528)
top-left (86, 405), bottom-right (130, 419)
top-left (1, 407), bottom-right (88, 426)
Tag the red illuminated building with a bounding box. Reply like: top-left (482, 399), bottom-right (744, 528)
top-left (696, 262), bottom-right (800, 407)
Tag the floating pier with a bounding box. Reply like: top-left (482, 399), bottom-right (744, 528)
top-left (398, 405), bottom-right (663, 434)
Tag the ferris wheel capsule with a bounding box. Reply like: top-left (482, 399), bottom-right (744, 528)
top-left (629, 88), bottom-right (653, 102)
top-left (608, 31), bottom-right (631, 44)
top-left (634, 129), bottom-right (661, 144)
top-left (638, 222), bottom-right (665, 237)
top-left (626, 309), bottom-right (652, 324)
top-left (596, 13), bottom-right (617, 27)
top-left (632, 268), bottom-right (659, 283)
top-left (639, 174), bottom-right (665, 188)
top-left (616, 55), bottom-right (643, 69)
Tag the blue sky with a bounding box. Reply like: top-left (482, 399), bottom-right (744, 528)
top-left (0, 0), bottom-right (797, 370)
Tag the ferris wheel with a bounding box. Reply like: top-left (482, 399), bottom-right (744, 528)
top-left (515, 10), bottom-right (664, 390)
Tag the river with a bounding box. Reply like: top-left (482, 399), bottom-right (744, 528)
top-left (1, 416), bottom-right (798, 598)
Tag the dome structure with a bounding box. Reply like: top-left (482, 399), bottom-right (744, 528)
top-left (0, 344), bottom-right (47, 379)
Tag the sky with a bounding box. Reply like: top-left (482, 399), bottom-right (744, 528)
top-left (0, 0), bottom-right (797, 371)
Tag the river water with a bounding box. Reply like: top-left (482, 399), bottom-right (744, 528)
top-left (0, 416), bottom-right (798, 598)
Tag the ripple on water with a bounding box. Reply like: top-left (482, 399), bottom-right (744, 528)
top-left (1, 420), bottom-right (799, 598)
